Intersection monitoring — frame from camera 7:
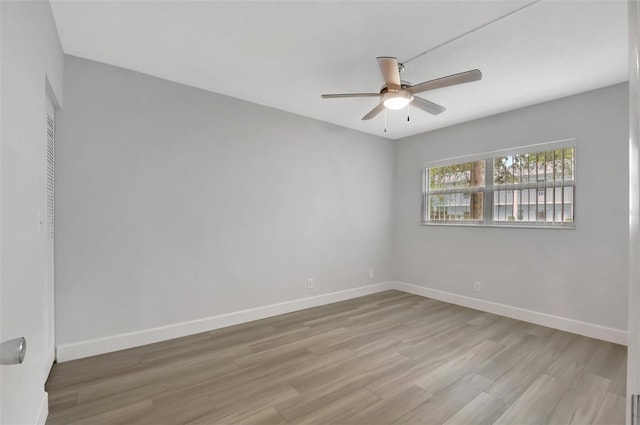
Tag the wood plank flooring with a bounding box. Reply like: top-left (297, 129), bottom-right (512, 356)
top-left (45, 290), bottom-right (626, 424)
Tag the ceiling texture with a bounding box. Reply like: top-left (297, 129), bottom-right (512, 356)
top-left (50, 0), bottom-right (628, 140)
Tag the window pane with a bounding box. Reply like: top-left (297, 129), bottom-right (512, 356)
top-left (492, 187), bottom-right (574, 224)
top-left (429, 160), bottom-right (485, 190)
top-left (428, 192), bottom-right (483, 221)
top-left (563, 186), bottom-right (574, 222)
top-left (495, 154), bottom-right (532, 185)
top-left (494, 156), bottom-right (509, 184)
top-left (563, 147), bottom-right (574, 181)
top-left (554, 149), bottom-right (563, 182)
top-left (495, 150), bottom-right (573, 186)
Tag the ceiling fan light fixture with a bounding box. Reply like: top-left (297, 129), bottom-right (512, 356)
top-left (382, 92), bottom-right (414, 110)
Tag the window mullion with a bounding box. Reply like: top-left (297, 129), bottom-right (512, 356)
top-left (422, 168), bottom-right (427, 223)
top-left (561, 148), bottom-right (565, 222)
top-left (484, 158), bottom-right (493, 223)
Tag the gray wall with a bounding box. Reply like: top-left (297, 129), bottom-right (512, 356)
top-left (393, 83), bottom-right (629, 330)
top-left (1, 1), bottom-right (64, 423)
top-left (55, 56), bottom-right (394, 346)
top-left (56, 56), bottom-right (629, 350)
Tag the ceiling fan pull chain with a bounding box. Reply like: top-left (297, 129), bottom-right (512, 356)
top-left (384, 109), bottom-right (387, 133)
top-left (407, 105), bottom-right (410, 122)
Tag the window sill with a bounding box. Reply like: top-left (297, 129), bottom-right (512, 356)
top-left (420, 222), bottom-right (576, 230)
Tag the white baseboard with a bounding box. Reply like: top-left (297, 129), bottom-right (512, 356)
top-left (56, 282), bottom-right (394, 362)
top-left (56, 279), bottom-right (627, 362)
top-left (391, 281), bottom-right (628, 345)
top-left (35, 391), bottom-right (48, 425)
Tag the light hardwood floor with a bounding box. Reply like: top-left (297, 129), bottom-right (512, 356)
top-left (45, 290), bottom-right (626, 424)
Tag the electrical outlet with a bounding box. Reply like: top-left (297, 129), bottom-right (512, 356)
top-left (369, 269), bottom-right (375, 280)
top-left (307, 278), bottom-right (314, 289)
top-left (474, 281), bottom-right (481, 292)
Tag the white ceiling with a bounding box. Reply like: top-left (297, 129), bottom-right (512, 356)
top-left (50, 0), bottom-right (628, 140)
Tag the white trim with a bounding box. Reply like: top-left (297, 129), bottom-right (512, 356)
top-left (420, 222), bottom-right (575, 230)
top-left (629, 1), bottom-right (640, 422)
top-left (391, 281), bottom-right (627, 345)
top-left (44, 346), bottom-right (55, 381)
top-left (35, 391), bottom-right (48, 425)
top-left (56, 282), bottom-right (394, 362)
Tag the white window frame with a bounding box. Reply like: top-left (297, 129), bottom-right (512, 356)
top-left (421, 139), bottom-right (576, 229)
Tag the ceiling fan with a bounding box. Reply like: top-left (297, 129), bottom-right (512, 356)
top-left (321, 57), bottom-right (482, 121)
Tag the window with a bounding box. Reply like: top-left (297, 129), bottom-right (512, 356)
top-left (426, 160), bottom-right (485, 222)
top-left (423, 144), bottom-right (575, 227)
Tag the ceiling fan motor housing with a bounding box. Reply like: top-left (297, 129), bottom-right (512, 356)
top-left (379, 81), bottom-right (413, 94)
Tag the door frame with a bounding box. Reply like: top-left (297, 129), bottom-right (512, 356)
top-left (628, 0), bottom-right (640, 423)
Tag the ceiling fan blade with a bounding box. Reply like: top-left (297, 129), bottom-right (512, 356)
top-left (321, 93), bottom-right (381, 99)
top-left (412, 97), bottom-right (446, 115)
top-left (361, 103), bottom-right (385, 120)
top-left (408, 69), bottom-right (482, 95)
top-left (376, 57), bottom-right (401, 91)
